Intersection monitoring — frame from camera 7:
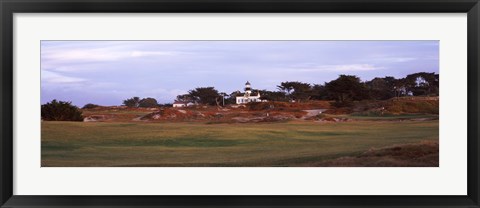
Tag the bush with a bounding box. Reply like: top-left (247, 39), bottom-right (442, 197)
top-left (315, 113), bottom-right (327, 119)
top-left (139, 97), bottom-right (159, 108)
top-left (330, 100), bottom-right (354, 108)
top-left (350, 110), bottom-right (393, 117)
top-left (41, 99), bottom-right (84, 121)
top-left (82, 103), bottom-right (99, 109)
top-left (386, 100), bottom-right (439, 114)
top-left (247, 102), bottom-right (288, 111)
top-left (123, 97), bottom-right (140, 107)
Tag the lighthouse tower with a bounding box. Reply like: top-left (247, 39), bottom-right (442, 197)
top-left (244, 81), bottom-right (252, 96)
top-left (236, 81), bottom-right (265, 104)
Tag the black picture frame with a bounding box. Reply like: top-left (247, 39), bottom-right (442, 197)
top-left (1, 0), bottom-right (479, 207)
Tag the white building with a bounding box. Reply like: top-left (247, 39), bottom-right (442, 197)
top-left (236, 81), bottom-right (266, 104)
top-left (172, 101), bottom-right (195, 108)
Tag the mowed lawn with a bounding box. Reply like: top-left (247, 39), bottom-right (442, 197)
top-left (41, 120), bottom-right (438, 167)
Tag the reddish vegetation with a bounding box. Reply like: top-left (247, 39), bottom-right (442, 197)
top-left (82, 106), bottom-right (156, 122)
top-left (80, 97), bottom-right (438, 123)
top-left (247, 101), bottom-right (331, 111)
top-left (323, 107), bottom-right (353, 115)
top-left (81, 101), bottom-right (332, 123)
top-left (325, 96), bottom-right (439, 115)
top-left (308, 141), bottom-right (439, 167)
top-left (357, 97), bottom-right (438, 114)
top-left (139, 104), bottom-right (305, 123)
top-left (385, 99), bottom-right (439, 114)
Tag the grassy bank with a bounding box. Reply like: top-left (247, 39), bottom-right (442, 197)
top-left (42, 119), bottom-right (438, 167)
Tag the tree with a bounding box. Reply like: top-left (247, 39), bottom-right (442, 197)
top-left (219, 92), bottom-right (228, 106)
top-left (289, 81), bottom-right (312, 102)
top-left (277, 82), bottom-right (294, 99)
top-left (139, 97), bottom-right (158, 108)
top-left (325, 75), bottom-right (368, 106)
top-left (123, 96), bottom-right (140, 107)
top-left (433, 74), bottom-right (439, 95)
top-left (393, 78), bottom-right (408, 98)
top-left (405, 72), bottom-right (438, 96)
top-left (176, 94), bottom-right (193, 103)
top-left (188, 87), bottom-right (220, 105)
top-left (258, 90), bottom-right (287, 102)
top-left (310, 84), bottom-right (330, 100)
top-left (366, 77), bottom-right (396, 100)
top-left (227, 91), bottom-right (243, 104)
top-left (41, 99), bottom-right (83, 121)
top-left (277, 81), bottom-right (312, 102)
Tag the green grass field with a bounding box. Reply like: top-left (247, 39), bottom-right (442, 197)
top-left (41, 119), bottom-right (439, 167)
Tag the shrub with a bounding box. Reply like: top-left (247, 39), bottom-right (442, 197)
top-left (139, 97), bottom-right (159, 108)
top-left (247, 102), bottom-right (288, 111)
top-left (386, 100), bottom-right (439, 114)
top-left (82, 103), bottom-right (99, 109)
top-left (331, 100), bottom-right (354, 108)
top-left (350, 110), bottom-right (393, 117)
top-left (41, 99), bottom-right (84, 121)
top-left (123, 97), bottom-right (140, 107)
top-left (323, 107), bottom-right (352, 115)
top-left (315, 113), bottom-right (327, 119)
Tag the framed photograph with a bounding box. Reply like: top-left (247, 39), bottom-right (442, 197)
top-left (1, 0), bottom-right (479, 207)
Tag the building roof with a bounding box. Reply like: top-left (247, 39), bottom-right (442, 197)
top-left (245, 81), bottom-right (251, 85)
top-left (236, 92), bottom-right (260, 97)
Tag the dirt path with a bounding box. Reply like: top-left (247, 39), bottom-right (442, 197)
top-left (301, 109), bottom-right (327, 119)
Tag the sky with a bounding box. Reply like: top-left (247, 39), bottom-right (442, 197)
top-left (41, 40), bottom-right (439, 106)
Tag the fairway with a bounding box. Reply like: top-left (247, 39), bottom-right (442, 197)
top-left (41, 120), bottom-right (439, 167)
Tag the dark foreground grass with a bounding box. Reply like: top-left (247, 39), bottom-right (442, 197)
top-left (41, 120), bottom-right (438, 167)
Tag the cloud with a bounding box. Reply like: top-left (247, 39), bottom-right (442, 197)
top-left (40, 40), bottom-right (439, 106)
top-left (369, 54), bottom-right (418, 63)
top-left (377, 57), bottom-right (417, 62)
top-left (41, 43), bottom-right (185, 73)
top-left (142, 88), bottom-right (188, 99)
top-left (43, 49), bottom-right (123, 62)
top-left (42, 71), bottom-right (86, 84)
top-left (130, 51), bottom-right (180, 57)
top-left (292, 64), bottom-right (385, 72)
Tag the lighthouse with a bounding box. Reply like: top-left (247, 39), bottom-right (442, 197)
top-left (244, 81), bottom-right (252, 96)
top-left (235, 81), bottom-right (265, 104)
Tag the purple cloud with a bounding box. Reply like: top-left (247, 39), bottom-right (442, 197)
top-left (41, 40), bottom-right (439, 106)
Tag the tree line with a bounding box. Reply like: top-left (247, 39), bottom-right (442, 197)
top-left (173, 72), bottom-right (439, 107)
top-left (41, 72), bottom-right (438, 121)
top-left (122, 97), bottom-right (159, 108)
